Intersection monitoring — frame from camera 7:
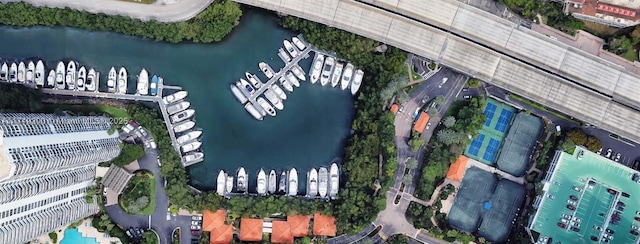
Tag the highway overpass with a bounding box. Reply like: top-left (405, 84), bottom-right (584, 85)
top-left (234, 0), bottom-right (640, 143)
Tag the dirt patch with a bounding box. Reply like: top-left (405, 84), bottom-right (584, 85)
top-left (584, 21), bottom-right (619, 37)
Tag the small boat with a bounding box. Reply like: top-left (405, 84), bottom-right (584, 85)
top-left (279, 76), bottom-right (294, 92)
top-left (341, 63), bottom-right (354, 90)
top-left (237, 167), bottom-right (248, 193)
top-left (351, 69), bottom-right (364, 95)
top-left (278, 48), bottom-right (291, 63)
top-left (180, 140), bottom-right (201, 153)
top-left (47, 70), bottom-right (55, 87)
top-left (86, 68), bottom-right (96, 92)
top-left (9, 63), bottom-right (17, 83)
top-left (271, 84), bottom-right (287, 100)
top-left (292, 37), bottom-right (306, 51)
top-left (26, 61), bottom-right (34, 84)
top-left (65, 61), bottom-right (75, 89)
top-left (230, 84), bottom-right (248, 104)
top-left (291, 64), bottom-right (306, 81)
top-left (226, 176), bottom-right (234, 194)
top-left (176, 130), bottom-right (202, 145)
top-left (76, 66), bottom-right (86, 91)
top-left (264, 89), bottom-right (284, 111)
top-left (17, 62), bottom-right (26, 83)
top-left (308, 168), bottom-right (318, 197)
top-left (54, 62), bottom-right (64, 89)
top-left (217, 170), bottom-right (227, 196)
top-left (107, 67), bottom-right (117, 93)
top-left (309, 54), bottom-right (324, 84)
top-left (0, 63), bottom-right (7, 81)
top-left (268, 170), bottom-right (277, 194)
top-left (288, 168), bottom-right (298, 196)
top-left (257, 169), bottom-right (267, 195)
top-left (183, 152), bottom-right (204, 164)
top-left (117, 67), bottom-right (127, 94)
top-left (166, 101), bottom-right (190, 115)
top-left (245, 72), bottom-right (262, 89)
top-left (259, 62), bottom-right (274, 79)
top-left (257, 97), bottom-right (276, 117)
top-left (240, 79), bottom-right (256, 95)
top-left (163, 91), bottom-right (188, 105)
top-left (137, 68), bottom-right (149, 95)
top-left (279, 171), bottom-right (287, 194)
top-left (318, 167), bottom-right (328, 198)
top-left (331, 63), bottom-right (344, 88)
top-left (150, 75), bottom-right (158, 96)
top-left (34, 60), bottom-right (44, 86)
top-left (173, 120), bottom-right (195, 133)
top-left (320, 57), bottom-right (335, 86)
top-left (244, 103), bottom-right (264, 121)
top-left (171, 109), bottom-right (195, 124)
top-left (285, 72), bottom-right (300, 87)
top-left (329, 163), bottom-right (340, 198)
top-left (283, 40), bottom-right (299, 58)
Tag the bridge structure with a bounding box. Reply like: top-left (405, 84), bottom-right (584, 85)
top-left (233, 0), bottom-right (640, 143)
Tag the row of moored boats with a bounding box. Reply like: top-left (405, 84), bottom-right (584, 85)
top-left (162, 91), bottom-right (204, 166)
top-left (310, 54), bottom-right (364, 95)
top-left (216, 163), bottom-right (340, 199)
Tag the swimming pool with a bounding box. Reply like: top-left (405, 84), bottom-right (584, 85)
top-left (60, 229), bottom-right (99, 244)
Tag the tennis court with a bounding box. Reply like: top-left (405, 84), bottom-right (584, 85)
top-left (467, 134), bottom-right (485, 156)
top-left (494, 110), bottom-right (513, 133)
top-left (484, 103), bottom-right (497, 127)
top-left (464, 98), bottom-right (516, 166)
top-left (482, 138), bottom-right (500, 162)
top-left (495, 113), bottom-right (543, 176)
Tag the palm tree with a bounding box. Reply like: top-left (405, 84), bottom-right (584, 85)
top-left (402, 175), bottom-right (413, 185)
top-left (405, 157), bottom-right (418, 170)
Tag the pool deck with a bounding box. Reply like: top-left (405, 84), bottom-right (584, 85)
top-left (76, 219), bottom-right (122, 244)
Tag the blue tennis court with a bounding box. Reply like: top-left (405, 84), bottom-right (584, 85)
top-left (483, 104), bottom-right (497, 126)
top-left (482, 138), bottom-right (500, 162)
top-left (494, 109), bottom-right (513, 133)
top-left (468, 134), bottom-right (485, 156)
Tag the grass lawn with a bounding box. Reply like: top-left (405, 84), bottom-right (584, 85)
top-left (119, 172), bottom-right (156, 215)
top-left (42, 104), bottom-right (130, 122)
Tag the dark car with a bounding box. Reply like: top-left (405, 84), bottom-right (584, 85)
top-left (558, 222), bottom-right (567, 228)
top-left (570, 195), bottom-right (578, 201)
top-left (608, 188), bottom-right (617, 194)
top-left (571, 227), bottom-right (580, 232)
top-left (591, 236), bottom-right (599, 241)
top-left (622, 192), bottom-right (630, 198)
top-left (635, 216), bottom-right (640, 221)
top-left (567, 205), bottom-right (576, 210)
top-left (631, 230), bottom-right (639, 236)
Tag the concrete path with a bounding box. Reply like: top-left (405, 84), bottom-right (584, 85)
top-left (465, 158), bottom-right (525, 184)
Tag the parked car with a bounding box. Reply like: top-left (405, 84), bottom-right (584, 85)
top-left (570, 195), bottom-right (578, 201)
top-left (567, 199), bottom-right (576, 205)
top-left (597, 147), bottom-right (603, 155)
top-left (192, 216), bottom-right (203, 221)
top-left (567, 205), bottom-right (576, 210)
top-left (463, 95), bottom-right (471, 99)
top-left (615, 153), bottom-right (621, 162)
top-left (605, 148), bottom-right (612, 158)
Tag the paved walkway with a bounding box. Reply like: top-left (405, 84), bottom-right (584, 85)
top-left (465, 158), bottom-right (525, 184)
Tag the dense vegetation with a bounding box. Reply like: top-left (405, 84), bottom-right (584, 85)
top-left (104, 143), bottom-right (145, 167)
top-left (499, 0), bottom-right (584, 34)
top-left (92, 213), bottom-right (130, 243)
top-left (0, 0), bottom-right (242, 43)
top-left (119, 170), bottom-right (157, 215)
top-left (0, 83), bottom-right (43, 112)
top-left (559, 128), bottom-right (602, 152)
top-left (606, 35), bottom-right (640, 62)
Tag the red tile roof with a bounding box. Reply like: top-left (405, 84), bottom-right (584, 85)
top-left (313, 213), bottom-right (336, 237)
top-left (210, 224), bottom-right (233, 244)
top-left (271, 221), bottom-right (294, 243)
top-left (239, 218), bottom-right (263, 241)
top-left (287, 215), bottom-right (310, 237)
top-left (202, 209), bottom-right (226, 232)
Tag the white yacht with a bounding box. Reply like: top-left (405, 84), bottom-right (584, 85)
top-left (47, 70), bottom-right (55, 88)
top-left (183, 152), bottom-right (204, 164)
top-left (257, 169), bottom-right (267, 195)
top-left (35, 60), bottom-right (44, 86)
top-left (77, 66), bottom-right (86, 91)
top-left (268, 170), bottom-right (277, 194)
top-left (26, 61), bottom-right (34, 84)
top-left (244, 103), bottom-right (264, 121)
top-left (341, 63), bottom-right (354, 90)
top-left (137, 68), bottom-right (149, 95)
top-left (257, 97), bottom-right (276, 117)
top-left (237, 167), bottom-right (248, 193)
top-left (217, 170), bottom-right (227, 196)
top-left (167, 101), bottom-right (190, 115)
top-left (288, 168), bottom-right (298, 196)
top-left (283, 40), bottom-right (299, 58)
top-left (176, 130), bottom-right (202, 145)
top-left (278, 48), bottom-right (291, 63)
top-left (318, 167), bottom-right (328, 198)
top-left (285, 72), bottom-right (300, 87)
top-left (292, 37), bottom-right (306, 50)
top-left (180, 140), bottom-right (201, 153)
top-left (65, 61), bottom-right (75, 89)
top-left (329, 163), bottom-right (340, 198)
top-left (173, 120), bottom-right (195, 133)
top-left (86, 68), bottom-right (97, 92)
top-left (226, 176), bottom-right (234, 194)
top-left (245, 72), bottom-right (262, 89)
top-left (309, 54), bottom-right (324, 84)
top-left (331, 63), bottom-right (343, 88)
top-left (17, 61), bottom-right (26, 83)
top-left (107, 67), bottom-right (117, 93)
top-left (308, 168), bottom-right (318, 197)
top-left (9, 63), bottom-right (17, 83)
top-left (271, 84), bottom-right (287, 100)
top-left (0, 63), bottom-right (7, 81)
top-left (320, 57), bottom-right (335, 86)
top-left (279, 171), bottom-right (287, 194)
top-left (230, 84), bottom-right (248, 104)
top-left (239, 79), bottom-right (255, 95)
top-left (54, 62), bottom-right (65, 89)
top-left (163, 91), bottom-right (188, 105)
top-left (117, 67), bottom-right (127, 94)
top-left (259, 62), bottom-right (274, 78)
top-left (264, 89), bottom-right (284, 111)
top-left (171, 109), bottom-right (195, 124)
top-left (351, 69), bottom-right (364, 95)
top-left (291, 64), bottom-right (306, 81)
top-left (279, 76), bottom-right (293, 92)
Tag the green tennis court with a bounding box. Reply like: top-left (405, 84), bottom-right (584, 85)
top-left (464, 98), bottom-right (515, 166)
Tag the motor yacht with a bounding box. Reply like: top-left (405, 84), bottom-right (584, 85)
top-left (180, 140), bottom-right (201, 153)
top-left (9, 63), bottom-right (17, 83)
top-left (183, 152), bottom-right (204, 165)
top-left (329, 163), bottom-right (340, 198)
top-left (217, 170), bottom-right (227, 196)
top-left (176, 130), bottom-right (202, 145)
top-left (0, 63), bottom-right (7, 81)
top-left (237, 167), bottom-right (248, 193)
top-left (257, 169), bottom-right (267, 195)
top-left (150, 75), bottom-right (158, 96)
top-left (288, 168), bottom-right (298, 196)
top-left (171, 109), bottom-right (195, 124)
top-left (163, 91), bottom-right (188, 105)
top-left (86, 68), bottom-right (96, 92)
top-left (309, 54), bottom-right (324, 84)
top-left (320, 57), bottom-right (334, 86)
top-left (230, 84), bottom-right (248, 104)
top-left (65, 61), bottom-right (75, 89)
top-left (76, 66), bottom-right (86, 91)
top-left (318, 167), bottom-right (328, 198)
top-left (245, 72), bottom-right (262, 89)
top-left (107, 67), bottom-right (117, 93)
top-left (117, 67), bottom-right (127, 94)
top-left (245, 103), bottom-right (263, 121)
top-left (331, 62), bottom-right (343, 88)
top-left (285, 72), bottom-right (300, 87)
top-left (341, 63), bottom-right (354, 90)
top-left (291, 64), bottom-right (306, 81)
top-left (55, 62), bottom-right (65, 89)
top-left (173, 120), bottom-right (195, 133)
top-left (283, 40), bottom-right (299, 58)
top-left (292, 36), bottom-right (306, 50)
top-left (308, 168), bottom-right (318, 197)
top-left (226, 176), bottom-right (234, 194)
top-left (137, 68), bottom-right (149, 95)
top-left (268, 170), bottom-right (277, 194)
top-left (279, 76), bottom-right (293, 92)
top-left (47, 70), bottom-right (55, 88)
top-left (239, 79), bottom-right (255, 95)
top-left (271, 84), bottom-right (287, 100)
top-left (351, 69), bottom-right (364, 95)
top-left (166, 101), bottom-right (190, 115)
top-left (259, 62), bottom-right (274, 78)
top-left (18, 61), bottom-right (26, 83)
top-left (26, 61), bottom-right (34, 84)
top-left (264, 89), bottom-right (284, 111)
top-left (279, 171), bottom-right (287, 194)
top-left (257, 97), bottom-right (276, 117)
top-left (35, 60), bottom-right (44, 87)
top-left (278, 48), bottom-right (291, 63)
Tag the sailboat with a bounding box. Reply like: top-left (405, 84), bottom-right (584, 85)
top-left (288, 168), bottom-right (298, 196)
top-left (257, 169), bottom-right (267, 195)
top-left (107, 67), bottom-right (117, 93)
top-left (77, 66), bottom-right (86, 91)
top-left (329, 163), bottom-right (340, 198)
top-left (279, 170), bottom-right (287, 194)
top-left (117, 67), bottom-right (127, 94)
top-left (55, 62), bottom-right (65, 89)
top-left (237, 167), bottom-right (248, 193)
top-left (34, 60), bottom-right (45, 87)
top-left (308, 168), bottom-right (318, 197)
top-left (26, 61), bottom-right (34, 84)
top-left (217, 170), bottom-right (227, 196)
top-left (65, 61), bottom-right (75, 89)
top-left (268, 170), bottom-right (277, 195)
top-left (318, 167), bottom-right (328, 198)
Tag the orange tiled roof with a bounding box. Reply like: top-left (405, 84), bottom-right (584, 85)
top-left (413, 112), bottom-right (430, 133)
top-left (202, 209), bottom-right (226, 232)
top-left (210, 224), bottom-right (233, 244)
top-left (390, 104), bottom-right (399, 114)
top-left (239, 218), bottom-right (263, 241)
top-left (271, 221), bottom-right (293, 243)
top-left (446, 156), bottom-right (468, 182)
top-left (313, 213), bottom-right (336, 237)
top-left (287, 215), bottom-right (310, 237)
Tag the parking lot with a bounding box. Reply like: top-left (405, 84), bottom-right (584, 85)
top-left (189, 215), bottom-right (202, 243)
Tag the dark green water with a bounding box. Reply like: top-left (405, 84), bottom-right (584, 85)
top-left (0, 10), bottom-right (354, 191)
